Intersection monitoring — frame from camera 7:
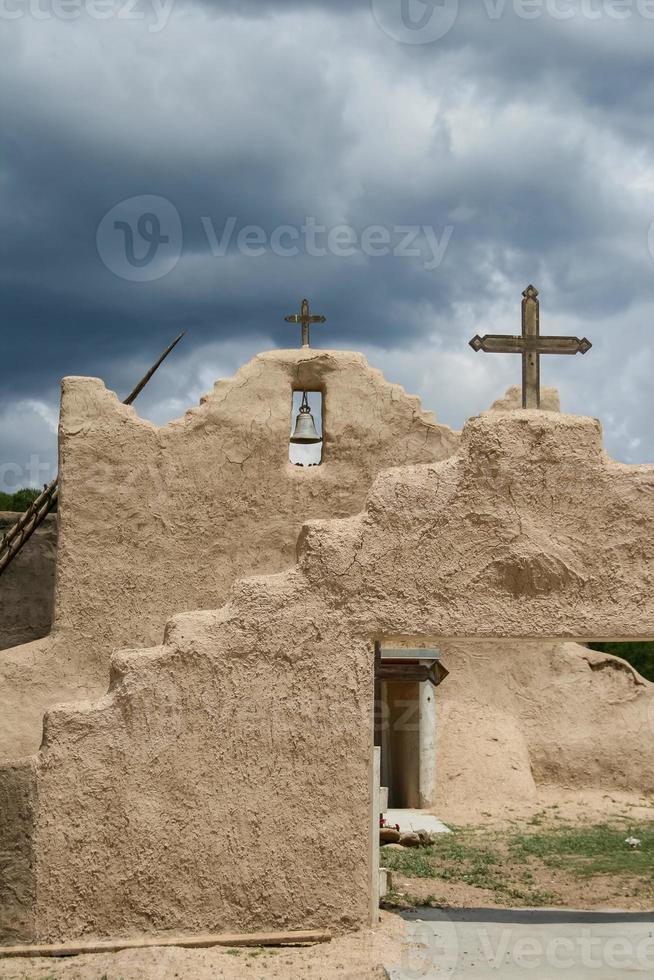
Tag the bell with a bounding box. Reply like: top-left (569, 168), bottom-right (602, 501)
top-left (290, 392), bottom-right (322, 445)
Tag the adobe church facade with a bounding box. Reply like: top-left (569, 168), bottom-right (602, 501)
top-left (0, 349), bottom-right (458, 764)
top-left (0, 343), bottom-right (653, 944)
top-left (1, 406), bottom-right (653, 944)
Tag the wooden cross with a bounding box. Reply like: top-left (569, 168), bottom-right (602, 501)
top-left (285, 298), bottom-right (326, 349)
top-left (469, 285), bottom-right (592, 409)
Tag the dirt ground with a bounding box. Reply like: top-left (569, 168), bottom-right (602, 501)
top-left (0, 915), bottom-right (405, 980)
top-left (434, 786), bottom-right (654, 829)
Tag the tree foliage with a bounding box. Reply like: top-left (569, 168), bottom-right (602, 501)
top-left (588, 642), bottom-right (654, 683)
top-left (0, 487), bottom-right (57, 513)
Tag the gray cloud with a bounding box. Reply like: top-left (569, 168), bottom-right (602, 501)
top-left (1, 0), bottom-right (653, 491)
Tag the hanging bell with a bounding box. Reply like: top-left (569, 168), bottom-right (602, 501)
top-left (290, 392), bottom-right (322, 445)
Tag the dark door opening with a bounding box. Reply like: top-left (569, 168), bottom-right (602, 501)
top-left (381, 678), bottom-right (421, 808)
top-left (374, 643), bottom-right (449, 811)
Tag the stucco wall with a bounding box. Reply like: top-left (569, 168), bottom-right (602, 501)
top-left (434, 640), bottom-right (654, 822)
top-left (0, 350), bottom-right (457, 763)
top-left (0, 760), bottom-right (35, 943)
top-left (11, 410), bottom-right (652, 944)
top-left (0, 513), bottom-right (56, 652)
top-left (0, 380), bottom-right (560, 659)
top-left (33, 610), bottom-right (372, 943)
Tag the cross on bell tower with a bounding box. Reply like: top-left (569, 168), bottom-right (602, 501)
top-left (285, 298), bottom-right (326, 349)
top-left (469, 285), bottom-right (592, 408)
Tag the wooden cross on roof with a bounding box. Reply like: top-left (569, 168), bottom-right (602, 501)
top-left (469, 285), bottom-right (592, 408)
top-left (285, 298), bottom-right (326, 349)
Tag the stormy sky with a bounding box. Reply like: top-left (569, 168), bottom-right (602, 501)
top-left (1, 0), bottom-right (654, 491)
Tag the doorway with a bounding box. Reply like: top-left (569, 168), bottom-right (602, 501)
top-left (381, 677), bottom-right (421, 808)
top-left (374, 644), bottom-right (448, 811)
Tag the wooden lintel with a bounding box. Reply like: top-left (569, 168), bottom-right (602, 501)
top-left (378, 664), bottom-right (432, 683)
top-left (377, 659), bottom-right (449, 688)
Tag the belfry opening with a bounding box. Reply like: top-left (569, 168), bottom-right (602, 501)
top-left (289, 390), bottom-right (323, 466)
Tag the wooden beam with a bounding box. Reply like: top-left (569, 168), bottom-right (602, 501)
top-left (377, 661), bottom-right (449, 687)
top-left (380, 648), bottom-right (442, 660)
top-left (0, 929), bottom-right (332, 959)
top-left (378, 664), bottom-right (433, 683)
top-left (473, 334), bottom-right (591, 355)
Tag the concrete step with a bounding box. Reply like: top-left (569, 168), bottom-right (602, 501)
top-left (383, 809), bottom-right (451, 835)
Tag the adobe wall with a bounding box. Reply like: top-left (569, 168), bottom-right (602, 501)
top-left (0, 513), bottom-right (56, 652)
top-left (0, 760), bottom-right (35, 943)
top-left (0, 382), bottom-right (556, 655)
top-left (0, 350), bottom-right (457, 762)
top-left (435, 640), bottom-right (654, 822)
top-left (7, 410), bottom-right (652, 943)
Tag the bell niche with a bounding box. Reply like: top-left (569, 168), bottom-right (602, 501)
top-left (289, 390), bottom-right (323, 467)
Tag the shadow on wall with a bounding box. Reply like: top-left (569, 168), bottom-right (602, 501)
top-left (0, 512), bottom-right (56, 652)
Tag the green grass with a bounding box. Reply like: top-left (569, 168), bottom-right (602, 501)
top-left (381, 821), bottom-right (654, 909)
top-left (508, 822), bottom-right (654, 877)
top-left (382, 829), bottom-right (556, 905)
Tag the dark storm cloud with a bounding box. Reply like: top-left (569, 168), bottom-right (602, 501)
top-left (1, 0), bottom-right (654, 490)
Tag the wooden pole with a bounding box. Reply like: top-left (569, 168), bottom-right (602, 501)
top-left (0, 929), bottom-right (331, 959)
top-left (122, 331), bottom-right (185, 405)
